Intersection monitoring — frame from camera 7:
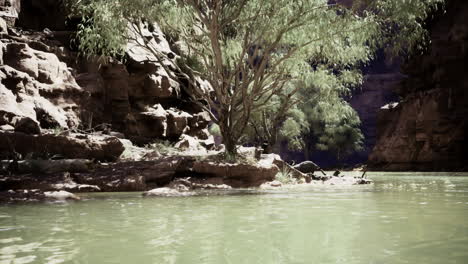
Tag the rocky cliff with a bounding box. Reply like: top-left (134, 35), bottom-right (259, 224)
top-left (368, 0), bottom-right (468, 171)
top-left (0, 0), bottom-right (212, 160)
top-left (348, 60), bottom-right (402, 164)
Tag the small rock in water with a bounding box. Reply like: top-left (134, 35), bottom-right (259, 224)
top-left (143, 187), bottom-right (193, 197)
top-left (269, 180), bottom-right (283, 187)
top-left (174, 184), bottom-right (190, 192)
top-left (195, 184), bottom-right (232, 190)
top-left (260, 180), bottom-right (283, 189)
top-left (323, 176), bottom-right (372, 185)
top-left (44, 191), bottom-right (80, 200)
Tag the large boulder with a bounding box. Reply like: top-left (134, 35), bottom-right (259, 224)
top-left (192, 158), bottom-right (279, 188)
top-left (293, 161), bottom-right (320, 174)
top-left (14, 116), bottom-right (41, 134)
top-left (0, 132), bottom-right (124, 161)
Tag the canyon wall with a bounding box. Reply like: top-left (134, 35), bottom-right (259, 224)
top-left (348, 57), bottom-right (402, 165)
top-left (368, 0), bottom-right (468, 171)
top-left (0, 0), bottom-right (211, 153)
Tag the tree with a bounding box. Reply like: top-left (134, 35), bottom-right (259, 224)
top-left (69, 0), bottom-right (445, 158)
top-left (245, 56), bottom-right (367, 154)
top-left (303, 96), bottom-right (364, 161)
top-left (239, 0), bottom-right (445, 156)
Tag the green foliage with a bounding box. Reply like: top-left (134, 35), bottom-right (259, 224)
top-left (310, 101), bottom-right (364, 160)
top-left (145, 140), bottom-right (176, 155)
top-left (176, 54), bottom-right (205, 74)
top-left (52, 126), bottom-right (64, 136)
top-left (364, 0), bottom-right (445, 57)
top-left (208, 124), bottom-right (221, 137)
top-left (67, 0), bottom-right (129, 58)
top-left (275, 165), bottom-right (296, 185)
top-left (298, 66), bottom-right (365, 158)
top-left (207, 150), bottom-right (257, 164)
top-left (69, 0), bottom-right (445, 158)
top-left (279, 111), bottom-right (308, 151)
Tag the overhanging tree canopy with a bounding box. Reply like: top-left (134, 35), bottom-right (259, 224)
top-left (69, 0), bottom-right (444, 157)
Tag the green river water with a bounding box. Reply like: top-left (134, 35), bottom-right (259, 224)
top-left (1, 172), bottom-right (468, 264)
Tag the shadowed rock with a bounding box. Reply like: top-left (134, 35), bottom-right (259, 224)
top-left (293, 161), bottom-right (320, 174)
top-left (0, 131), bottom-right (124, 161)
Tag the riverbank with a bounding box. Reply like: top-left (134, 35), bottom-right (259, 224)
top-left (0, 131), bottom-right (371, 203)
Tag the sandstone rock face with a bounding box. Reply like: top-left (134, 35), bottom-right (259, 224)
top-left (368, 0), bottom-right (468, 171)
top-left (0, 43), bottom-right (81, 130)
top-left (0, 1), bottom-right (212, 158)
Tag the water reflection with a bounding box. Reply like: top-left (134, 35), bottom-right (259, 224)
top-left (0, 173), bottom-right (468, 263)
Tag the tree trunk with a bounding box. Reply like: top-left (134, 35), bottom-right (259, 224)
top-left (225, 140), bottom-right (237, 157)
top-left (264, 122), bottom-right (279, 154)
top-left (219, 120), bottom-right (238, 159)
top-left (263, 136), bottom-right (276, 154)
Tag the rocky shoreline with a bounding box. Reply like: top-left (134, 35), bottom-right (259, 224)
top-left (0, 146), bottom-right (371, 202)
top-left (0, 135), bottom-right (371, 203)
top-left (0, 0), bottom-right (372, 203)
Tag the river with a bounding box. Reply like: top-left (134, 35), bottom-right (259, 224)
top-left (1, 173), bottom-right (468, 264)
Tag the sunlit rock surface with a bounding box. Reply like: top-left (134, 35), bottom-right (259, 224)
top-left (44, 190), bottom-right (79, 200)
top-left (0, 0), bottom-right (211, 156)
